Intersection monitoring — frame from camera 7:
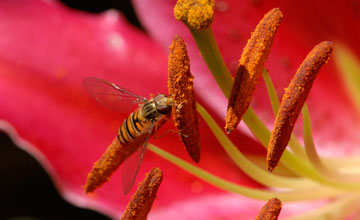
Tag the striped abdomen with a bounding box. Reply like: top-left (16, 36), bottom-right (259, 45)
top-left (117, 109), bottom-right (151, 144)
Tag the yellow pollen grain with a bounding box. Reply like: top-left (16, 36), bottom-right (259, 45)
top-left (267, 41), bottom-right (334, 172)
top-left (121, 168), bottom-right (163, 220)
top-left (174, 0), bottom-right (214, 30)
top-left (168, 35), bottom-right (201, 163)
top-left (255, 198), bottom-right (282, 220)
top-left (225, 8), bottom-right (283, 133)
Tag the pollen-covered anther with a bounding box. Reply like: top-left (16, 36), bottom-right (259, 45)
top-left (121, 168), bottom-right (163, 220)
top-left (168, 35), bottom-right (201, 163)
top-left (255, 198), bottom-right (282, 220)
top-left (84, 137), bottom-right (141, 193)
top-left (267, 41), bottom-right (334, 172)
top-left (225, 8), bottom-right (283, 133)
top-left (174, 0), bottom-right (214, 30)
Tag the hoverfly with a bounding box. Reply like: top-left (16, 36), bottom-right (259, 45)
top-left (83, 77), bottom-right (173, 194)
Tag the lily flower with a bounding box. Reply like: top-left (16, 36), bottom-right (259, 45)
top-left (0, 0), bottom-right (360, 219)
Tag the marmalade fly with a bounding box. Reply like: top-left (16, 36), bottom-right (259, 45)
top-left (83, 77), bottom-right (173, 194)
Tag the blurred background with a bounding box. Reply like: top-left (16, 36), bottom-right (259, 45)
top-left (0, 1), bottom-right (142, 219)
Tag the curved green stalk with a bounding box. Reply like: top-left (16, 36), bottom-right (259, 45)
top-left (333, 44), bottom-right (360, 115)
top-left (247, 70), bottom-right (360, 189)
top-left (303, 104), bottom-right (360, 182)
top-left (280, 150), bottom-right (360, 191)
top-left (242, 108), bottom-right (310, 171)
top-left (303, 104), bottom-right (335, 177)
top-left (262, 69), bottom-right (360, 186)
top-left (285, 195), bottom-right (360, 220)
top-left (262, 68), bottom-right (280, 114)
top-left (230, 71), bottom-right (360, 190)
top-left (189, 28), bottom-right (233, 97)
top-left (196, 103), bottom-right (315, 189)
top-left (199, 102), bottom-right (360, 191)
top-left (288, 135), bottom-right (308, 160)
top-left (324, 157), bottom-right (360, 171)
top-left (242, 107), bottom-right (271, 147)
top-left (147, 144), bottom-right (341, 201)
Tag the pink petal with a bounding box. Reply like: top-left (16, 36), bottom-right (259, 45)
top-left (133, 0), bottom-right (360, 156)
top-left (0, 0), bottom-right (263, 219)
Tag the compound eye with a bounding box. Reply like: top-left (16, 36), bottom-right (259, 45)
top-left (156, 104), bottom-right (172, 115)
top-left (153, 94), bottom-right (166, 102)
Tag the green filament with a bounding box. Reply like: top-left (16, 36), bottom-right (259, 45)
top-left (189, 28), bottom-right (233, 97)
top-left (333, 45), bottom-right (360, 115)
top-left (262, 68), bottom-right (280, 114)
top-left (303, 104), bottom-right (360, 182)
top-left (196, 103), bottom-right (315, 189)
top-left (285, 195), bottom-right (360, 220)
top-left (147, 144), bottom-right (341, 201)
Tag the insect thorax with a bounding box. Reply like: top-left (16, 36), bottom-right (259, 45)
top-left (140, 94), bottom-right (172, 121)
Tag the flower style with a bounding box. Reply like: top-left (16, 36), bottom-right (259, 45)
top-left (0, 0), bottom-right (360, 219)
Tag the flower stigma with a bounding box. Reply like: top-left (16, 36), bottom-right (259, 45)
top-left (174, 0), bottom-right (214, 30)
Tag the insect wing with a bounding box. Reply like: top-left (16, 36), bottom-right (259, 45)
top-left (83, 77), bottom-right (147, 112)
top-left (121, 123), bottom-right (153, 195)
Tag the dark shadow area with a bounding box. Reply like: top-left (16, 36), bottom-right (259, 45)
top-left (60, 0), bottom-right (144, 29)
top-left (0, 132), bottom-right (111, 220)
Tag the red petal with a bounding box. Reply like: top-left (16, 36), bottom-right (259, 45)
top-left (0, 0), bottom-right (262, 219)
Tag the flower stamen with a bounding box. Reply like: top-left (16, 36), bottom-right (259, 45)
top-left (85, 137), bottom-right (137, 193)
top-left (267, 41), bottom-right (334, 172)
top-left (120, 168), bottom-right (163, 220)
top-left (225, 8), bottom-right (283, 133)
top-left (255, 198), bottom-right (282, 220)
top-left (168, 35), bottom-right (201, 163)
